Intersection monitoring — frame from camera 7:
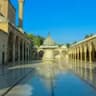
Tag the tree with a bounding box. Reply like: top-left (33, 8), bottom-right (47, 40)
top-left (27, 34), bottom-right (34, 40)
top-left (66, 43), bottom-right (70, 48)
top-left (73, 41), bottom-right (77, 44)
top-left (27, 34), bottom-right (44, 47)
top-left (84, 33), bottom-right (94, 39)
top-left (84, 35), bottom-right (89, 39)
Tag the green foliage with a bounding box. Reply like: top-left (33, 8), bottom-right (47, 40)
top-left (84, 33), bottom-right (94, 39)
top-left (27, 34), bottom-right (44, 47)
top-left (58, 44), bottom-right (63, 47)
top-left (73, 41), bottom-right (77, 44)
top-left (66, 43), bottom-right (70, 48)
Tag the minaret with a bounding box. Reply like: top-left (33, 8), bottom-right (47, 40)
top-left (18, 0), bottom-right (24, 28)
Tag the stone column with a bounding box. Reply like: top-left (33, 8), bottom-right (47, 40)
top-left (72, 52), bottom-right (73, 60)
top-left (71, 51), bottom-right (73, 60)
top-left (70, 51), bottom-right (72, 60)
top-left (77, 48), bottom-right (79, 60)
top-left (84, 46), bottom-right (87, 71)
top-left (89, 44), bottom-right (93, 69)
top-left (80, 46), bottom-right (83, 75)
top-left (12, 36), bottom-right (16, 64)
top-left (84, 46), bottom-right (87, 63)
top-left (24, 42), bottom-right (25, 62)
top-left (22, 41), bottom-right (24, 63)
top-left (73, 49), bottom-right (76, 70)
top-left (77, 48), bottom-right (80, 72)
top-left (25, 44), bottom-right (27, 63)
top-left (80, 47), bottom-right (83, 62)
top-left (74, 50), bottom-right (76, 62)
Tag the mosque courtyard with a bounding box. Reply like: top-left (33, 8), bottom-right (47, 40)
top-left (0, 0), bottom-right (96, 96)
top-left (0, 35), bottom-right (96, 96)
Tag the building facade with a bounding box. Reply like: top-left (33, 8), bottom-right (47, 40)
top-left (0, 0), bottom-right (32, 65)
top-left (68, 35), bottom-right (96, 70)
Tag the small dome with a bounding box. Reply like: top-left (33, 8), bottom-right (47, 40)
top-left (43, 33), bottom-right (56, 46)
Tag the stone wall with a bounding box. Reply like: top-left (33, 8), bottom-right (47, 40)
top-left (0, 0), bottom-right (16, 24)
top-left (8, 1), bottom-right (16, 24)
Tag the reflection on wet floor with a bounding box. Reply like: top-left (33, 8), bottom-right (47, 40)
top-left (71, 60), bottom-right (96, 88)
top-left (4, 60), bottom-right (96, 96)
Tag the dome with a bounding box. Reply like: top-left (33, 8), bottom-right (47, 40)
top-left (43, 33), bottom-right (56, 46)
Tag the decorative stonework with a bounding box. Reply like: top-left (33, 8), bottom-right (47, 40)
top-left (39, 33), bottom-right (68, 62)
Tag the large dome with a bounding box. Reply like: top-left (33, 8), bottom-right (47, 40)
top-left (43, 33), bottom-right (56, 46)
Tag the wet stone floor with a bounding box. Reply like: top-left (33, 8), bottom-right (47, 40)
top-left (1, 61), bottom-right (96, 96)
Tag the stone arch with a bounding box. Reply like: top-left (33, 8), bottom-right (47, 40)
top-left (27, 44), bottom-right (29, 61)
top-left (74, 49), bottom-right (76, 60)
top-left (81, 45), bottom-right (85, 61)
top-left (24, 41), bottom-right (26, 61)
top-left (74, 50), bottom-right (75, 59)
top-left (76, 48), bottom-right (78, 60)
top-left (38, 50), bottom-right (44, 59)
top-left (78, 47), bottom-right (81, 60)
top-left (70, 50), bottom-right (72, 59)
top-left (15, 36), bottom-right (19, 61)
top-left (26, 44), bottom-right (29, 61)
top-left (71, 50), bottom-right (73, 59)
top-left (90, 42), bottom-right (96, 62)
top-left (86, 44), bottom-right (89, 61)
top-left (20, 39), bottom-right (23, 61)
top-left (75, 48), bottom-right (77, 60)
top-left (8, 32), bottom-right (14, 62)
top-left (74, 48), bottom-right (76, 60)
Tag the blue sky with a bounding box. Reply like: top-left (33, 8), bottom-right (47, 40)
top-left (11, 0), bottom-right (96, 44)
